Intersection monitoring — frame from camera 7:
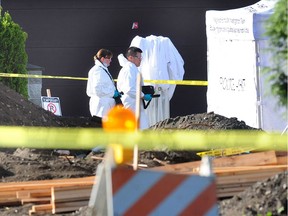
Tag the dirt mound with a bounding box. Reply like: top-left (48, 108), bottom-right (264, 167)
top-left (0, 82), bottom-right (63, 127)
top-left (150, 112), bottom-right (259, 130)
top-left (219, 171), bottom-right (288, 216)
top-left (0, 82), bottom-right (101, 127)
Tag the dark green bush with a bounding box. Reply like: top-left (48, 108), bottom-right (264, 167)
top-left (264, 0), bottom-right (287, 107)
top-left (0, 8), bottom-right (28, 97)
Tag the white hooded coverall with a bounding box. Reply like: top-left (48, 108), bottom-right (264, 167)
top-left (117, 54), bottom-right (149, 130)
top-left (130, 35), bottom-right (185, 126)
top-left (86, 60), bottom-right (116, 117)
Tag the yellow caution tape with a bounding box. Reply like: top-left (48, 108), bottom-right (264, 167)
top-left (0, 73), bottom-right (208, 86)
top-left (0, 73), bottom-right (87, 81)
top-left (143, 79), bottom-right (208, 86)
top-left (0, 127), bottom-right (286, 151)
top-left (197, 147), bottom-right (256, 157)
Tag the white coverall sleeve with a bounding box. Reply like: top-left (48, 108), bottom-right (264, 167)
top-left (117, 65), bottom-right (138, 99)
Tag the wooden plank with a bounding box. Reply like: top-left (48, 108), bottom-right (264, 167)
top-left (0, 176), bottom-right (95, 188)
top-left (217, 183), bottom-right (253, 197)
top-left (0, 197), bottom-right (21, 206)
top-left (29, 204), bottom-right (53, 215)
top-left (0, 191), bottom-right (20, 206)
top-left (214, 165), bottom-right (287, 176)
top-left (31, 203), bottom-right (53, 211)
top-left (276, 151), bottom-right (288, 157)
top-left (0, 190), bottom-right (17, 198)
top-left (0, 176), bottom-right (95, 192)
top-left (216, 170), bottom-right (285, 185)
top-left (213, 165), bottom-right (287, 198)
top-left (217, 181), bottom-right (256, 189)
top-left (0, 177), bottom-right (94, 206)
top-left (17, 189), bottom-right (51, 199)
top-left (16, 191), bottom-right (30, 199)
top-left (52, 185), bottom-right (92, 203)
top-left (0, 176), bottom-right (94, 187)
top-left (91, 156), bottom-right (105, 160)
top-left (21, 197), bottom-right (51, 205)
top-left (53, 200), bottom-right (89, 214)
top-left (212, 151), bottom-right (278, 167)
top-left (50, 185), bottom-right (92, 214)
top-left (28, 189), bottom-right (51, 198)
top-left (215, 168), bottom-right (286, 198)
top-left (277, 156), bottom-right (287, 165)
top-left (217, 190), bottom-right (248, 198)
top-left (149, 151), bottom-right (278, 174)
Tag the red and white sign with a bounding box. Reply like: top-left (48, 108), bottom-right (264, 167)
top-left (41, 96), bottom-right (62, 116)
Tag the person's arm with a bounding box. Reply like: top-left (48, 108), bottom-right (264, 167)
top-left (117, 65), bottom-right (138, 99)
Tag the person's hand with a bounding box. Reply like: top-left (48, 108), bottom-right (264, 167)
top-left (113, 90), bottom-right (121, 98)
top-left (143, 94), bottom-right (152, 101)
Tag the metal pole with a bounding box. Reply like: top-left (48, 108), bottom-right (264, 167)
top-left (255, 40), bottom-right (263, 129)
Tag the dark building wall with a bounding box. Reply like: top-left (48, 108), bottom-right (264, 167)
top-left (2, 0), bottom-right (258, 117)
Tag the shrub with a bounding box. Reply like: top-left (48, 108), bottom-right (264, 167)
top-left (0, 8), bottom-right (28, 97)
top-left (264, 0), bottom-right (287, 107)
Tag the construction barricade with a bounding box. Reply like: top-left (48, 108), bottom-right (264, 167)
top-left (89, 102), bottom-right (219, 216)
top-left (88, 147), bottom-right (219, 216)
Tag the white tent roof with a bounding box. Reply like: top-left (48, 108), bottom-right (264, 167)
top-left (206, 0), bottom-right (277, 40)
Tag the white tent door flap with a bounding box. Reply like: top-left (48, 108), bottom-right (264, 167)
top-left (207, 39), bottom-right (259, 128)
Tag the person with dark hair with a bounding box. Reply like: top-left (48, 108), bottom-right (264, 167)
top-left (86, 48), bottom-right (122, 119)
top-left (117, 46), bottom-right (152, 129)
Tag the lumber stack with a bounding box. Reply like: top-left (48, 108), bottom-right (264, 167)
top-left (150, 151), bottom-right (287, 198)
top-left (0, 151), bottom-right (286, 215)
top-left (0, 176), bottom-right (95, 215)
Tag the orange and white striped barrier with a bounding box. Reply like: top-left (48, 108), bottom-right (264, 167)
top-left (111, 167), bottom-right (218, 216)
top-left (89, 164), bottom-right (218, 216)
top-left (89, 147), bottom-right (219, 216)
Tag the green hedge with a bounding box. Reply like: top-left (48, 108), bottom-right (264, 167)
top-left (265, 0), bottom-right (287, 107)
top-left (0, 8), bottom-right (28, 97)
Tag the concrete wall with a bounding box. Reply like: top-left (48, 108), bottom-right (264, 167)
top-left (27, 64), bottom-right (43, 107)
top-left (3, 0), bottom-right (258, 118)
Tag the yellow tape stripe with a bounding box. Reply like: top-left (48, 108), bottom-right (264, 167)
top-left (0, 127), bottom-right (285, 151)
top-left (143, 79), bottom-right (208, 86)
top-left (0, 73), bottom-right (208, 86)
top-left (0, 73), bottom-right (87, 81)
top-left (197, 147), bottom-right (255, 157)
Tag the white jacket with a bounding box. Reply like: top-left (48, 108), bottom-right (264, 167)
top-left (86, 60), bottom-right (116, 117)
top-left (117, 54), bottom-right (149, 129)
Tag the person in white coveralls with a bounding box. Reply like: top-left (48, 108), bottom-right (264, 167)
top-left (130, 35), bottom-right (185, 127)
top-left (86, 48), bottom-right (122, 119)
top-left (117, 47), bottom-right (152, 130)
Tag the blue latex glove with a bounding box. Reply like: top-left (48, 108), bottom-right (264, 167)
top-left (143, 94), bottom-right (152, 101)
top-left (113, 90), bottom-right (121, 98)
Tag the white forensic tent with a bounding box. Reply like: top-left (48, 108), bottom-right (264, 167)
top-left (130, 35), bottom-right (185, 127)
top-left (206, 0), bottom-right (287, 132)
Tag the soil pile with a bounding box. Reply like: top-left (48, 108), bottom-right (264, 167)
top-left (0, 82), bottom-right (286, 216)
top-left (0, 82), bottom-right (101, 128)
top-left (219, 171), bottom-right (287, 216)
